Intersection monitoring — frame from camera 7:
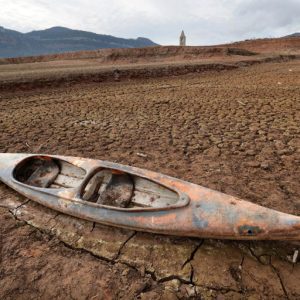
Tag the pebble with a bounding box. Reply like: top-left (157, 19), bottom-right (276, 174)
top-left (293, 250), bottom-right (299, 264)
top-left (245, 150), bottom-right (256, 156)
top-left (184, 284), bottom-right (196, 297)
top-left (121, 269), bottom-right (129, 276)
top-left (245, 161), bottom-right (260, 168)
top-left (164, 279), bottom-right (181, 292)
top-left (260, 162), bottom-right (270, 170)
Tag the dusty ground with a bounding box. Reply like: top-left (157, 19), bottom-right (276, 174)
top-left (0, 53), bottom-right (298, 90)
top-left (0, 59), bottom-right (300, 299)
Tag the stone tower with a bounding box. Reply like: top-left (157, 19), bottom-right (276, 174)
top-left (179, 30), bottom-right (186, 46)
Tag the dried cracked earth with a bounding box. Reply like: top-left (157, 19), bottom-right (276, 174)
top-left (0, 59), bottom-right (300, 299)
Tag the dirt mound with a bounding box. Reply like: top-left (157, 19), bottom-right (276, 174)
top-left (0, 54), bottom-right (298, 93)
top-left (0, 61), bottom-right (238, 92)
top-left (0, 46), bottom-right (257, 65)
top-left (227, 37), bottom-right (300, 54)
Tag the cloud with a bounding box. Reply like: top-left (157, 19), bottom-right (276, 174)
top-left (0, 0), bottom-right (299, 45)
top-left (232, 0), bottom-right (300, 38)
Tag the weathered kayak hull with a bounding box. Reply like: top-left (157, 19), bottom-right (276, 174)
top-left (0, 153), bottom-right (299, 240)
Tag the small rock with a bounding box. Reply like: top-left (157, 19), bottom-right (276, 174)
top-left (249, 125), bottom-right (259, 132)
top-left (259, 255), bottom-right (270, 265)
top-left (164, 279), bottom-right (181, 292)
top-left (204, 146), bottom-right (220, 157)
top-left (277, 148), bottom-right (294, 156)
top-left (245, 161), bottom-right (260, 168)
top-left (121, 269), bottom-right (129, 276)
top-left (260, 162), bottom-right (269, 170)
top-left (140, 291), bottom-right (160, 300)
top-left (161, 290), bottom-right (178, 300)
top-left (245, 150), bottom-right (256, 156)
top-left (184, 284), bottom-right (196, 297)
top-left (140, 266), bottom-right (146, 277)
top-left (293, 250), bottom-right (299, 264)
top-left (274, 140), bottom-right (286, 151)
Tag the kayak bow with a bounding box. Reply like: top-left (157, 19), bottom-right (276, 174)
top-left (0, 153), bottom-right (299, 240)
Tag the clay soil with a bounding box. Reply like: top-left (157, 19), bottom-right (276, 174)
top-left (0, 59), bottom-right (300, 299)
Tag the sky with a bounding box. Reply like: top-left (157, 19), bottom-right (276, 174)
top-left (0, 0), bottom-right (299, 45)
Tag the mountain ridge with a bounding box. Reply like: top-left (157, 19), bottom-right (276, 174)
top-left (0, 26), bottom-right (158, 58)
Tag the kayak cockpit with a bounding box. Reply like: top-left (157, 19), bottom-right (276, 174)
top-left (13, 156), bottom-right (86, 189)
top-left (81, 169), bottom-right (180, 208)
top-left (13, 156), bottom-right (188, 209)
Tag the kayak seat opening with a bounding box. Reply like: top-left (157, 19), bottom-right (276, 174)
top-left (82, 169), bottom-right (182, 209)
top-left (13, 156), bottom-right (86, 189)
top-left (82, 170), bottom-right (133, 207)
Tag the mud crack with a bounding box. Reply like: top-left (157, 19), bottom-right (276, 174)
top-left (270, 259), bottom-right (289, 300)
top-left (90, 222), bottom-right (96, 232)
top-left (181, 240), bottom-right (204, 284)
top-left (247, 243), bottom-right (271, 265)
top-left (8, 199), bottom-right (31, 218)
top-left (113, 231), bottom-right (137, 260)
top-left (199, 285), bottom-right (243, 295)
top-left (182, 240), bottom-right (204, 269)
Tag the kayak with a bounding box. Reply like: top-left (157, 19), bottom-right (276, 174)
top-left (0, 153), bottom-right (299, 240)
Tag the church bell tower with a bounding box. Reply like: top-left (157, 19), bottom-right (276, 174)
top-left (179, 30), bottom-right (186, 46)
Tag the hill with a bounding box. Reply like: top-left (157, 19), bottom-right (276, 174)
top-left (0, 26), bottom-right (158, 58)
top-left (284, 32), bottom-right (300, 38)
top-left (226, 36), bottom-right (300, 54)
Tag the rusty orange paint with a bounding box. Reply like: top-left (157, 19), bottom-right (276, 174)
top-left (0, 153), bottom-right (299, 240)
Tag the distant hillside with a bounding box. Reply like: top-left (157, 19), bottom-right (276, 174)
top-left (0, 26), bottom-right (158, 58)
top-left (227, 36), bottom-right (300, 54)
top-left (284, 32), bottom-right (300, 38)
top-left (0, 45), bottom-right (260, 66)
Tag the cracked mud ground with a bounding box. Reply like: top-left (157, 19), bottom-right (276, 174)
top-left (0, 60), bottom-right (300, 299)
